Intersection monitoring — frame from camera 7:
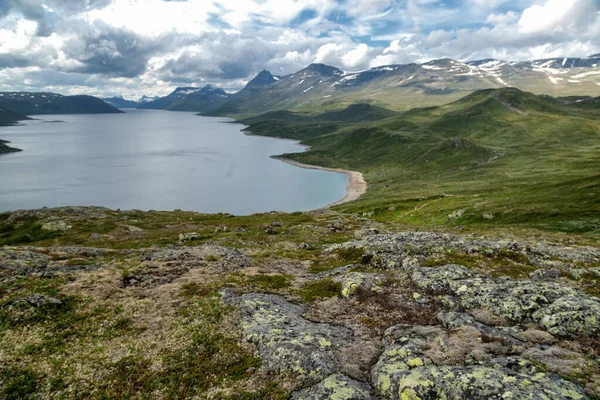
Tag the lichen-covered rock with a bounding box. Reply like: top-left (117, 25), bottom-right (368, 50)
top-left (371, 324), bottom-right (590, 400)
top-left (532, 296), bottom-right (600, 338)
top-left (126, 225), bottom-right (143, 233)
top-left (411, 265), bottom-right (598, 336)
top-left (225, 292), bottom-right (352, 385)
top-left (178, 232), bottom-right (201, 241)
top-left (354, 228), bottom-right (379, 240)
top-left (411, 264), bottom-right (475, 294)
top-left (140, 245), bottom-right (249, 271)
top-left (437, 311), bottom-right (524, 347)
top-left (530, 268), bottom-right (563, 281)
top-left (0, 248), bottom-right (50, 276)
top-left (336, 272), bottom-right (385, 298)
top-left (570, 267), bottom-right (600, 280)
top-left (329, 231), bottom-right (600, 272)
top-left (41, 220), bottom-right (72, 231)
top-left (291, 374), bottom-right (374, 400)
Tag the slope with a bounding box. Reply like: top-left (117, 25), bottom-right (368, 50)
top-left (244, 88), bottom-right (600, 234)
top-left (209, 55), bottom-right (600, 116)
top-left (0, 92), bottom-right (122, 115)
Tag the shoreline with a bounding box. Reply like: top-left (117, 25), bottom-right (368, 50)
top-left (272, 156), bottom-right (367, 208)
top-left (241, 127), bottom-right (366, 208)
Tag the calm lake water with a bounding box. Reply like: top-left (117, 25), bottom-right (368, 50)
top-left (0, 110), bottom-right (348, 215)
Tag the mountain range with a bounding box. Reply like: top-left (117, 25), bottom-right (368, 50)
top-left (115, 54), bottom-right (599, 116)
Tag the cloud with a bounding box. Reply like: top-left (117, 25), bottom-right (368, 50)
top-left (0, 0), bottom-right (598, 97)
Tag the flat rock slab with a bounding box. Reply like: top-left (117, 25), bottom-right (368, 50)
top-left (291, 374), bottom-right (374, 400)
top-left (412, 264), bottom-right (600, 338)
top-left (224, 292), bottom-right (353, 385)
top-left (372, 324), bottom-right (590, 400)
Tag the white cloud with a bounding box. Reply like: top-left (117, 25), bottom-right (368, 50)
top-left (518, 0), bottom-right (594, 35)
top-left (0, 0), bottom-right (598, 97)
top-left (486, 11), bottom-right (519, 25)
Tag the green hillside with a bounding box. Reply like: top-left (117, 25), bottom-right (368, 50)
top-left (244, 88), bottom-right (600, 235)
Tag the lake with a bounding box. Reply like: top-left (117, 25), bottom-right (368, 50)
top-left (0, 110), bottom-right (349, 215)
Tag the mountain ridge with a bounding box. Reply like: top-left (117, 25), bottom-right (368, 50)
top-left (0, 92), bottom-right (122, 115)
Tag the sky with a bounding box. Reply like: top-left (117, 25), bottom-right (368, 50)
top-left (0, 0), bottom-right (599, 98)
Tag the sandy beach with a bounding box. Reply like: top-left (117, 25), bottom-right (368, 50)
top-left (273, 157), bottom-right (367, 208)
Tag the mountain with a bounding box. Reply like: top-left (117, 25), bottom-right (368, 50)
top-left (244, 87), bottom-right (600, 233)
top-left (167, 85), bottom-right (230, 112)
top-left (210, 63), bottom-right (347, 115)
top-left (137, 85), bottom-right (229, 111)
top-left (208, 55), bottom-right (600, 116)
top-left (0, 105), bottom-right (29, 126)
top-left (138, 95), bottom-right (160, 104)
top-left (0, 92), bottom-right (123, 115)
top-left (102, 96), bottom-right (140, 109)
top-left (0, 107), bottom-right (28, 153)
top-left (245, 70), bottom-right (278, 90)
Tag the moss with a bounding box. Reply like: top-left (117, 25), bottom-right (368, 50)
top-left (299, 279), bottom-right (342, 302)
top-left (0, 367), bottom-right (40, 400)
top-left (0, 215), bottom-right (60, 245)
top-left (95, 296), bottom-right (268, 399)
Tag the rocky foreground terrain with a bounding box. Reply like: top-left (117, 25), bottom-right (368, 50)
top-left (0, 207), bottom-right (599, 399)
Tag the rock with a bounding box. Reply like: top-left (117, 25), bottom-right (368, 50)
top-left (336, 273), bottom-right (385, 298)
top-left (448, 209), bottom-right (467, 219)
top-left (214, 225), bottom-right (229, 233)
top-left (299, 242), bottom-right (314, 250)
top-left (437, 311), bottom-right (524, 347)
top-left (271, 221), bottom-right (282, 227)
top-left (0, 249), bottom-right (50, 276)
top-left (265, 227), bottom-right (278, 235)
top-left (140, 245), bottom-right (249, 271)
top-left (235, 227), bottom-right (246, 233)
top-left (371, 324), bottom-right (590, 400)
top-left (512, 328), bottom-right (557, 345)
top-left (41, 220), bottom-right (72, 231)
top-left (89, 233), bottom-right (105, 241)
top-left (126, 225), bottom-right (143, 233)
top-left (330, 220), bottom-right (346, 232)
top-left (530, 268), bottom-right (563, 281)
top-left (532, 296), bottom-right (600, 338)
top-left (411, 264), bottom-right (475, 294)
top-left (330, 231), bottom-right (600, 272)
top-left (522, 347), bottom-right (585, 377)
top-left (570, 267), bottom-right (600, 280)
top-left (412, 264), bottom-right (581, 325)
top-left (483, 213), bottom-right (495, 220)
top-left (224, 292), bottom-right (352, 385)
top-left (179, 232), bottom-right (201, 241)
top-left (353, 228), bottom-right (379, 240)
top-left (291, 374), bottom-right (374, 400)
top-left (10, 294), bottom-right (63, 307)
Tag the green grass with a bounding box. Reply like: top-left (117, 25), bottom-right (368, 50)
top-left (299, 279), bottom-right (342, 302)
top-left (1, 367), bottom-right (40, 400)
top-left (243, 88), bottom-right (600, 236)
top-left (0, 215), bottom-right (60, 245)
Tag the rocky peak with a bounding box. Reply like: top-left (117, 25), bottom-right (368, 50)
top-left (304, 63), bottom-right (344, 76)
top-left (245, 70), bottom-right (277, 90)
